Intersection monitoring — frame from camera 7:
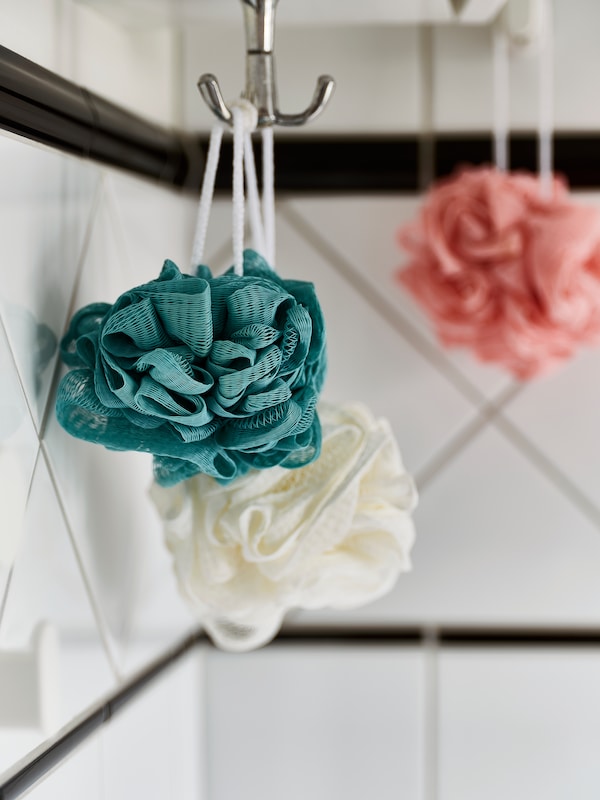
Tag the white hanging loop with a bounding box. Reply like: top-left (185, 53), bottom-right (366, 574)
top-left (231, 100), bottom-right (259, 276)
top-left (190, 123), bottom-right (224, 271)
top-left (244, 132), bottom-right (266, 258)
top-left (538, 0), bottom-right (554, 198)
top-left (231, 106), bottom-right (247, 276)
top-left (262, 126), bottom-right (276, 267)
top-left (191, 99), bottom-right (263, 277)
top-left (492, 16), bottom-right (510, 172)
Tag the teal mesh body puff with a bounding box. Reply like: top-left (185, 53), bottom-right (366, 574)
top-left (56, 250), bottom-right (327, 486)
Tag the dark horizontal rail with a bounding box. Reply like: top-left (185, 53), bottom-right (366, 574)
top-left (0, 46), bottom-right (203, 188)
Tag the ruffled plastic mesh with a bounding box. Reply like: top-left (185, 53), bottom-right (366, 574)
top-left (56, 250), bottom-right (327, 486)
top-left (149, 402), bottom-right (417, 652)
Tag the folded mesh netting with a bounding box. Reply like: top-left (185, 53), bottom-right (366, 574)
top-left (56, 250), bottom-right (327, 486)
top-left (150, 402), bottom-right (417, 652)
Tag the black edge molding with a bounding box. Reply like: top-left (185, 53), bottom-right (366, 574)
top-left (205, 133), bottom-right (600, 194)
top-left (0, 46), bottom-right (203, 188)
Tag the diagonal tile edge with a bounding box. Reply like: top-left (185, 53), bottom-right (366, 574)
top-left (0, 446), bottom-right (42, 631)
top-left (38, 178), bottom-right (104, 443)
top-left (281, 202), bottom-right (489, 410)
top-left (39, 443), bottom-right (122, 683)
top-left (416, 382), bottom-right (525, 491)
top-left (0, 309), bottom-right (40, 451)
top-left (493, 412), bottom-right (600, 535)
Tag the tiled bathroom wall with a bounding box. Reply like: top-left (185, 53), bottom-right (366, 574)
top-left (3, 1), bottom-right (600, 798)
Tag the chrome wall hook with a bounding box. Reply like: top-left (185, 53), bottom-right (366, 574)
top-left (197, 0), bottom-right (335, 128)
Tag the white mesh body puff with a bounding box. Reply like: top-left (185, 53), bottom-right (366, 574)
top-left (150, 402), bottom-right (417, 652)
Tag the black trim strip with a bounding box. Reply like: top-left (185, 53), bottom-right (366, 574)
top-left (277, 626), bottom-right (600, 646)
top-left (206, 134), bottom-right (600, 193)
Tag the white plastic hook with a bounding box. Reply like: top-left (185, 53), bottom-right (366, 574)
top-left (0, 622), bottom-right (60, 734)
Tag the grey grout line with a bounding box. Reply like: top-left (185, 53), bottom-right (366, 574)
top-left (102, 170), bottom-right (141, 281)
top-left (416, 381), bottom-right (524, 491)
top-left (99, 175), bottom-right (146, 653)
top-left (280, 203), bottom-right (488, 410)
top-left (281, 202), bottom-right (600, 535)
top-left (40, 443), bottom-right (123, 684)
top-left (423, 628), bottom-right (439, 800)
top-left (0, 448), bottom-right (44, 631)
top-left (199, 645), bottom-right (212, 800)
top-left (0, 310), bottom-right (41, 456)
top-left (493, 413), bottom-right (600, 531)
top-left (38, 176), bottom-right (104, 443)
top-left (0, 568), bottom-right (14, 636)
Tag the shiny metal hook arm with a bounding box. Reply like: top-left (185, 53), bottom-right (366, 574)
top-left (197, 74), bottom-right (233, 125)
top-left (275, 75), bottom-right (336, 127)
top-left (197, 0), bottom-right (335, 129)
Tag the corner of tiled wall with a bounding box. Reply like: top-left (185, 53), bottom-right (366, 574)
top-left (0, 1), bottom-right (210, 795)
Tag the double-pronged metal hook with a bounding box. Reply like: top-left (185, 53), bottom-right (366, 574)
top-left (198, 0), bottom-right (335, 128)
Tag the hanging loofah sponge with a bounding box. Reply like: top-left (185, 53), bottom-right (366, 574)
top-left (397, 166), bottom-right (600, 379)
top-left (56, 249), bottom-right (327, 486)
top-left (150, 402), bottom-right (417, 653)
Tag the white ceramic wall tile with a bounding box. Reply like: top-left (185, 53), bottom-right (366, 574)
top-left (274, 213), bottom-right (477, 476)
top-left (23, 735), bottom-right (103, 800)
top-left (68, 2), bottom-right (176, 125)
top-left (43, 184), bottom-right (195, 675)
top-left (0, 318), bottom-right (39, 605)
top-left (399, 425), bottom-right (600, 625)
top-left (0, 453), bottom-right (116, 775)
top-left (106, 171), bottom-right (196, 277)
top-left (439, 649), bottom-right (600, 800)
top-left (504, 345), bottom-right (600, 513)
top-left (101, 650), bottom-right (205, 800)
top-left (284, 196), bottom-right (514, 401)
top-left (0, 0), bottom-right (60, 71)
top-left (182, 22), bottom-right (420, 134)
top-left (43, 406), bottom-right (195, 677)
top-left (293, 423), bottom-right (600, 628)
top-left (206, 646), bottom-right (424, 800)
top-left (0, 133), bottom-right (99, 427)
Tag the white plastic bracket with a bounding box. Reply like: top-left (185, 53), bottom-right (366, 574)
top-left (502, 0), bottom-right (545, 46)
top-left (0, 622), bottom-right (60, 734)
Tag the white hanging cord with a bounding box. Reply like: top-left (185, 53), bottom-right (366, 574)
top-left (243, 132), bottom-right (266, 258)
top-left (190, 123), bottom-right (224, 270)
top-left (232, 107), bottom-right (246, 277)
top-left (538, 0), bottom-right (554, 198)
top-left (231, 100), bottom-right (259, 276)
top-left (418, 23), bottom-right (435, 190)
top-left (492, 16), bottom-right (510, 172)
top-left (262, 126), bottom-right (276, 268)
